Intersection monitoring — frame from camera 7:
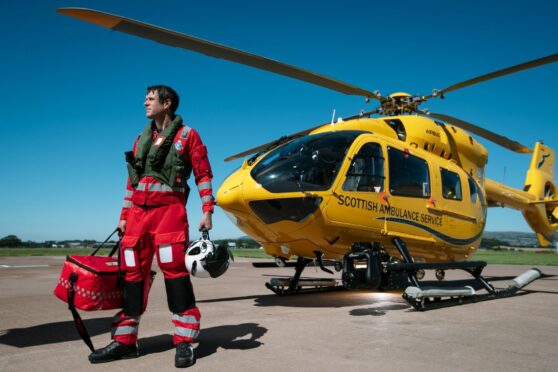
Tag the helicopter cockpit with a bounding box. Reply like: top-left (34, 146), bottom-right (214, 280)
top-left (250, 131), bottom-right (364, 193)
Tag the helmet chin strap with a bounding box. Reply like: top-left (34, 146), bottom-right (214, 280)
top-left (191, 261), bottom-right (197, 276)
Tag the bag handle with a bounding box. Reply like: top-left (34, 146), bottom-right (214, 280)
top-left (91, 228), bottom-right (120, 257)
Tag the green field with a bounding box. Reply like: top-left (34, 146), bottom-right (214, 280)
top-left (2, 247), bottom-right (557, 265)
top-left (471, 250), bottom-right (558, 266)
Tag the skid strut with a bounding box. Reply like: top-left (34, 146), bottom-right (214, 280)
top-left (265, 255), bottom-right (338, 296)
top-left (389, 238), bottom-right (542, 310)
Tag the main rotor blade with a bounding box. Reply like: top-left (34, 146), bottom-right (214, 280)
top-left (224, 124), bottom-right (324, 162)
top-left (428, 112), bottom-right (532, 153)
top-left (224, 109), bottom-right (380, 162)
top-left (432, 53), bottom-right (558, 98)
top-left (57, 8), bottom-right (382, 100)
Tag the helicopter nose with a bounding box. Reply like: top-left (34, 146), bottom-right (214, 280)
top-left (216, 183), bottom-right (244, 212)
top-left (216, 168), bottom-right (247, 213)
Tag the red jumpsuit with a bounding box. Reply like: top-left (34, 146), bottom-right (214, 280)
top-left (113, 123), bottom-right (215, 346)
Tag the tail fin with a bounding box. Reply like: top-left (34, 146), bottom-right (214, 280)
top-left (523, 142), bottom-right (557, 246)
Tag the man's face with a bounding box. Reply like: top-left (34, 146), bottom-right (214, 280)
top-left (144, 90), bottom-right (169, 119)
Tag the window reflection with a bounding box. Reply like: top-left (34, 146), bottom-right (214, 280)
top-left (388, 147), bottom-right (431, 198)
top-left (441, 168), bottom-right (462, 200)
top-left (343, 142), bottom-right (385, 192)
top-left (250, 131), bottom-right (363, 193)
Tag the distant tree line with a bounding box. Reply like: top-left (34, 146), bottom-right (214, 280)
top-left (1, 234), bottom-right (261, 249)
top-left (0, 235), bottom-right (47, 248)
top-left (0, 235), bottom-right (109, 248)
top-left (214, 237), bottom-right (260, 249)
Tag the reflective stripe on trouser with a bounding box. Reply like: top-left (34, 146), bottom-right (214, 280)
top-left (111, 311), bottom-right (141, 345)
top-left (172, 307), bottom-right (201, 345)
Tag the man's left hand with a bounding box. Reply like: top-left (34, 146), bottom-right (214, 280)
top-left (198, 211), bottom-right (213, 231)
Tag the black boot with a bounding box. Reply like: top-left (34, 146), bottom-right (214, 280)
top-left (175, 342), bottom-right (195, 368)
top-left (88, 341), bottom-right (139, 363)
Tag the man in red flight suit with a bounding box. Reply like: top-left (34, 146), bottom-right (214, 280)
top-left (88, 85), bottom-right (215, 368)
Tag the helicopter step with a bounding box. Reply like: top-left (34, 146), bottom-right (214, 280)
top-left (265, 277), bottom-right (339, 296)
top-left (265, 253), bottom-right (341, 296)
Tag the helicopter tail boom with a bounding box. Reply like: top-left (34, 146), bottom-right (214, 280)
top-left (485, 142), bottom-right (557, 246)
top-left (524, 142), bottom-right (557, 245)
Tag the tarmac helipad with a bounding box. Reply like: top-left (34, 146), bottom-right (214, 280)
top-left (0, 256), bottom-right (557, 372)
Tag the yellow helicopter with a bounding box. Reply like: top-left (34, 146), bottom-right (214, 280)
top-left (58, 8), bottom-right (558, 310)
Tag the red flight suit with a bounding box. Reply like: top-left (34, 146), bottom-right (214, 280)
top-left (113, 119), bottom-right (215, 346)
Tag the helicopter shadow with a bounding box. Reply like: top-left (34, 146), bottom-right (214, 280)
top-left (199, 286), bottom-right (409, 310)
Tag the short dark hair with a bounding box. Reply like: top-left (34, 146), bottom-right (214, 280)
top-left (147, 85), bottom-right (180, 114)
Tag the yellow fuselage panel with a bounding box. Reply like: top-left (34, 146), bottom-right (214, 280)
top-left (217, 122), bottom-right (486, 263)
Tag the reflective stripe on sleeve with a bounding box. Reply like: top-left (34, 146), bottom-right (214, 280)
top-left (122, 200), bottom-right (133, 208)
top-left (197, 181), bottom-right (212, 192)
top-left (180, 126), bottom-right (191, 139)
top-left (201, 195), bottom-right (215, 203)
top-left (125, 190), bottom-right (134, 198)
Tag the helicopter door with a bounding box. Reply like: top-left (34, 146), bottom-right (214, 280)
top-left (436, 168), bottom-right (481, 233)
top-left (325, 141), bottom-right (386, 230)
top-left (383, 146), bottom-right (434, 239)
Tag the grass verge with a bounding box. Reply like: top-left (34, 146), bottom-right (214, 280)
top-left (2, 248), bottom-right (557, 266)
top-left (471, 250), bottom-right (558, 266)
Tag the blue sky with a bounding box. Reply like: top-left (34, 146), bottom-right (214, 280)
top-left (1, 0), bottom-right (557, 241)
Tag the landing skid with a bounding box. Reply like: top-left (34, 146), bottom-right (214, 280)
top-left (265, 238), bottom-right (543, 309)
top-left (265, 277), bottom-right (339, 296)
top-left (265, 255), bottom-right (341, 296)
top-left (390, 237), bottom-right (542, 311)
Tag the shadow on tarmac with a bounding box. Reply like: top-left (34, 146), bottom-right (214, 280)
top-left (198, 272), bottom-right (558, 310)
top-left (138, 323), bottom-right (267, 359)
top-left (349, 304), bottom-right (410, 316)
top-left (199, 290), bottom-right (410, 309)
top-left (196, 323), bottom-right (267, 359)
top-left (0, 318), bottom-right (267, 359)
top-left (0, 317), bottom-right (112, 348)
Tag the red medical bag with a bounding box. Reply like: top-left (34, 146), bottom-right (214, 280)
top-left (53, 255), bottom-right (123, 311)
top-left (52, 230), bottom-right (155, 352)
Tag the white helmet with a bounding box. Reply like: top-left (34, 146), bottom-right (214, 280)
top-left (185, 231), bottom-right (233, 278)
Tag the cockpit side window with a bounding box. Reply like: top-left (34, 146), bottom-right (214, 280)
top-left (388, 147), bottom-right (431, 198)
top-left (342, 143), bottom-right (385, 192)
top-left (468, 176), bottom-right (478, 203)
top-left (440, 168), bottom-right (463, 200)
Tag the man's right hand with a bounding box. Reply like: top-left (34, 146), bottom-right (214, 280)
top-left (117, 220), bottom-right (127, 237)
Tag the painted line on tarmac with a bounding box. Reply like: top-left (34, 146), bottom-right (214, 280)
top-left (0, 264), bottom-right (49, 268)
